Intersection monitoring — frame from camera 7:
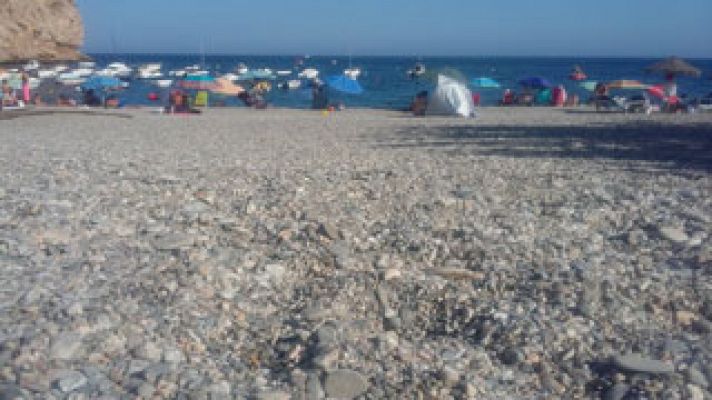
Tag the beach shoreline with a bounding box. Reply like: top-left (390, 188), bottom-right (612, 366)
top-left (1, 107), bottom-right (711, 398)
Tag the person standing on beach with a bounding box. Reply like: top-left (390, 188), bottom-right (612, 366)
top-left (21, 72), bottom-right (31, 104)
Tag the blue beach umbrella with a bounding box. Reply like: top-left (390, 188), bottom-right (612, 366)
top-left (518, 77), bottom-right (552, 89)
top-left (325, 75), bottom-right (364, 94)
top-left (471, 77), bottom-right (501, 88)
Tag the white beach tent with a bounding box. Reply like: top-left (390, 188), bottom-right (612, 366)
top-left (426, 74), bottom-right (476, 117)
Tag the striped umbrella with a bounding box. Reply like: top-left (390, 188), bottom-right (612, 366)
top-left (605, 80), bottom-right (649, 90)
top-left (179, 74), bottom-right (218, 90)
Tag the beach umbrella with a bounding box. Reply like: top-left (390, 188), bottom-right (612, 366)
top-left (518, 77), bottom-right (552, 89)
top-left (579, 80), bottom-right (598, 91)
top-left (647, 84), bottom-right (666, 99)
top-left (325, 74), bottom-right (364, 95)
top-left (471, 77), bottom-right (501, 88)
top-left (210, 78), bottom-right (245, 95)
top-left (179, 74), bottom-right (218, 90)
top-left (644, 57), bottom-right (701, 78)
top-left (80, 76), bottom-right (121, 91)
top-left (606, 80), bottom-right (649, 90)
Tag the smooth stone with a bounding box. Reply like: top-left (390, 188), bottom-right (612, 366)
top-left (687, 384), bottom-right (705, 400)
top-left (439, 366), bottom-right (460, 387)
top-left (49, 333), bottom-right (82, 360)
top-left (305, 371), bottom-right (324, 400)
top-left (56, 370), bottom-right (87, 393)
top-left (686, 367), bottom-right (709, 388)
top-left (383, 267), bottom-right (402, 281)
top-left (317, 223), bottom-right (340, 240)
top-left (207, 381), bottom-right (231, 399)
top-left (151, 234), bottom-right (194, 251)
top-left (324, 369), bottom-right (368, 400)
top-left (313, 349), bottom-right (339, 371)
top-left (127, 359), bottom-right (150, 376)
top-left (134, 382), bottom-right (154, 398)
top-left (134, 341), bottom-right (162, 362)
top-left (256, 390), bottom-right (290, 400)
top-left (612, 354), bottom-right (674, 374)
top-left (0, 384), bottom-right (27, 400)
top-left (659, 226), bottom-right (688, 244)
top-left (162, 347), bottom-right (186, 364)
top-left (604, 383), bottom-right (630, 400)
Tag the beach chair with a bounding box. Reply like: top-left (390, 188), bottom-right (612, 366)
top-left (622, 94), bottom-right (653, 114)
top-left (699, 95), bottom-right (712, 112)
top-left (193, 91), bottom-right (209, 107)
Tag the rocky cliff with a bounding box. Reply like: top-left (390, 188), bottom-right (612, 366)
top-left (0, 0), bottom-right (84, 63)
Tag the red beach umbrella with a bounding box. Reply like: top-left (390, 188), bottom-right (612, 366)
top-left (647, 84), bottom-right (666, 99)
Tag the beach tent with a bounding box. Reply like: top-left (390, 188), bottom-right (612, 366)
top-left (326, 74), bottom-right (364, 95)
top-left (425, 74), bottom-right (476, 117)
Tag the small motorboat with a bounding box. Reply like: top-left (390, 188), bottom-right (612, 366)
top-left (220, 73), bottom-right (240, 82)
top-left (105, 62), bottom-right (133, 77)
top-left (152, 79), bottom-right (173, 88)
top-left (235, 63), bottom-right (249, 75)
top-left (344, 67), bottom-right (361, 79)
top-left (276, 70), bottom-right (292, 76)
top-left (297, 68), bottom-right (319, 79)
top-left (278, 79), bottom-right (302, 90)
top-left (78, 61), bottom-right (96, 69)
top-left (407, 62), bottom-right (426, 79)
top-left (138, 63), bottom-right (163, 79)
top-left (23, 60), bottom-right (40, 70)
top-left (37, 69), bottom-right (58, 79)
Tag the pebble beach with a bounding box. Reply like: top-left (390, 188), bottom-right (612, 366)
top-left (1, 107), bottom-right (711, 399)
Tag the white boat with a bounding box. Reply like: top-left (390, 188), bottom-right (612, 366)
top-left (78, 61), bottom-right (96, 69)
top-left (276, 70), bottom-right (292, 76)
top-left (220, 73), bottom-right (240, 82)
top-left (407, 62), bottom-right (426, 78)
top-left (287, 79), bottom-right (301, 89)
top-left (344, 67), bottom-right (361, 79)
top-left (94, 68), bottom-right (117, 77)
top-left (297, 68), bottom-right (319, 79)
top-left (152, 79), bottom-right (173, 88)
top-left (23, 60), bottom-right (40, 70)
top-left (235, 63), bottom-right (249, 74)
top-left (138, 63), bottom-right (163, 79)
top-left (53, 64), bottom-right (69, 73)
top-left (106, 62), bottom-right (133, 77)
top-left (71, 67), bottom-right (94, 77)
top-left (37, 69), bottom-right (58, 79)
top-left (58, 71), bottom-right (81, 80)
top-left (168, 70), bottom-right (187, 77)
top-left (183, 65), bottom-right (209, 76)
top-left (139, 70), bottom-right (163, 79)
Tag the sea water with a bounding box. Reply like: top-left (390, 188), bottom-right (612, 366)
top-left (89, 54), bottom-right (712, 109)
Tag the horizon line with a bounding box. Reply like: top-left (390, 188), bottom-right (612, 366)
top-left (83, 51), bottom-right (712, 61)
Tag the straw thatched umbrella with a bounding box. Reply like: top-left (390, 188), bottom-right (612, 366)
top-left (644, 57), bottom-right (701, 78)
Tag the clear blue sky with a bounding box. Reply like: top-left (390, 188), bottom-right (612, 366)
top-left (76, 0), bottom-right (712, 57)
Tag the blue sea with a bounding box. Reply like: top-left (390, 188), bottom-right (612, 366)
top-left (89, 54), bottom-right (712, 109)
